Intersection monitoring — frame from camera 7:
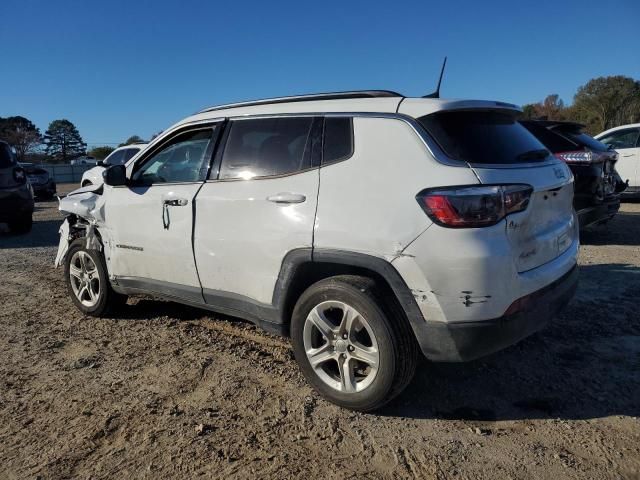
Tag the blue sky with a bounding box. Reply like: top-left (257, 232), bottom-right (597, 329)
top-left (1, 0), bottom-right (639, 148)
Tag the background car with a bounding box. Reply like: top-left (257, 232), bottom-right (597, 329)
top-left (81, 143), bottom-right (147, 186)
top-left (595, 123), bottom-right (640, 197)
top-left (521, 120), bottom-right (625, 228)
top-left (0, 140), bottom-right (34, 233)
top-left (22, 164), bottom-right (57, 199)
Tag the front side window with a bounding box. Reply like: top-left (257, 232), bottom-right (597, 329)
top-left (598, 129), bottom-right (640, 149)
top-left (323, 117), bottom-right (353, 164)
top-left (219, 117), bottom-right (313, 180)
top-left (132, 129), bottom-right (214, 185)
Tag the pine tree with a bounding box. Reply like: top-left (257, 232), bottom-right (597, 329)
top-left (44, 119), bottom-right (87, 163)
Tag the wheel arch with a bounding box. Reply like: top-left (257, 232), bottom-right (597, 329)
top-left (274, 249), bottom-right (424, 337)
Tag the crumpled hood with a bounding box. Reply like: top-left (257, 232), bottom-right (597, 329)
top-left (59, 188), bottom-right (106, 223)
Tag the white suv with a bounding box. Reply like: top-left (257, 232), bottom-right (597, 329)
top-left (595, 124), bottom-right (640, 194)
top-left (56, 91), bottom-right (579, 410)
top-left (80, 143), bottom-right (148, 187)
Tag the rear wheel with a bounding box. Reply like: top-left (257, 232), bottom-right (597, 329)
top-left (8, 214), bottom-right (32, 234)
top-left (290, 275), bottom-right (418, 411)
top-left (65, 239), bottom-right (127, 316)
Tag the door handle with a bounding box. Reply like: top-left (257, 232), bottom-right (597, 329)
top-left (621, 154), bottom-right (634, 157)
top-left (266, 193), bottom-right (306, 204)
top-left (163, 198), bottom-right (188, 206)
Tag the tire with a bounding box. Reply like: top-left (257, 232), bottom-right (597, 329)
top-left (290, 275), bottom-right (418, 411)
top-left (64, 239), bottom-right (127, 317)
top-left (8, 214), bottom-right (32, 234)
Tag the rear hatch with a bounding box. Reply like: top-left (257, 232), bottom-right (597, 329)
top-left (417, 109), bottom-right (576, 272)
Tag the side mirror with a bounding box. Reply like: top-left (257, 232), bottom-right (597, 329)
top-left (103, 164), bottom-right (127, 186)
top-left (97, 160), bottom-right (105, 167)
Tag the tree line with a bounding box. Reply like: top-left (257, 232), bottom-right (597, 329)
top-left (522, 75), bottom-right (640, 134)
top-left (0, 117), bottom-right (149, 163)
top-left (2, 75), bottom-right (638, 163)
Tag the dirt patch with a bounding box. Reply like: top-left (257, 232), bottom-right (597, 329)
top-left (1, 185), bottom-right (639, 479)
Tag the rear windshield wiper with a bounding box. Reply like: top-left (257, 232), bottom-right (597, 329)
top-left (516, 149), bottom-right (550, 161)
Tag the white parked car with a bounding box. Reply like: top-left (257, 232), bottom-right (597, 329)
top-left (595, 124), bottom-right (640, 195)
top-left (55, 91), bottom-right (579, 410)
top-left (80, 144), bottom-right (148, 186)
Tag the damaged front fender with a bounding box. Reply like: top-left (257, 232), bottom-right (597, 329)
top-left (54, 188), bottom-right (107, 268)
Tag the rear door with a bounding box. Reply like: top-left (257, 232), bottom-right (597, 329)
top-left (597, 127), bottom-right (640, 188)
top-left (193, 116), bottom-right (320, 307)
top-left (418, 110), bottom-right (576, 273)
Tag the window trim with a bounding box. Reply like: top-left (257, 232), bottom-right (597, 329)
top-left (129, 122), bottom-right (223, 186)
top-left (210, 115), bottom-right (319, 182)
top-left (321, 116), bottom-right (354, 167)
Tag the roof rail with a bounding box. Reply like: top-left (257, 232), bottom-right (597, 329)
top-left (198, 90), bottom-right (403, 114)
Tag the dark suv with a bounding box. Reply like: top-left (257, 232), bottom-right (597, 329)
top-left (0, 141), bottom-right (34, 233)
top-left (521, 120), bottom-right (626, 228)
top-left (23, 164), bottom-right (57, 199)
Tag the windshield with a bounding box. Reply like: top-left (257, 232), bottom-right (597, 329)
top-left (419, 111), bottom-right (552, 164)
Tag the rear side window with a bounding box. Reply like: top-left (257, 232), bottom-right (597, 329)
top-left (219, 117), bottom-right (313, 179)
top-left (598, 129), bottom-right (640, 149)
top-left (0, 143), bottom-right (16, 168)
top-left (323, 117), bottom-right (353, 164)
top-left (419, 111), bottom-right (552, 164)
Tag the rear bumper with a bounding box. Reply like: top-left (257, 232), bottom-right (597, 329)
top-left (415, 265), bottom-right (578, 362)
top-left (0, 185), bottom-right (34, 222)
top-left (576, 195), bottom-right (620, 228)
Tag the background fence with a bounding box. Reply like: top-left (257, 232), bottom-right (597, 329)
top-left (38, 164), bottom-right (95, 184)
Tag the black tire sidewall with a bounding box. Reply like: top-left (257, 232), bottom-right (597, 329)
top-left (64, 240), bottom-right (111, 316)
top-left (291, 278), bottom-right (397, 411)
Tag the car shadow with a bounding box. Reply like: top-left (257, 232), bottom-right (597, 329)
top-left (381, 262), bottom-right (640, 421)
top-left (581, 211), bottom-right (640, 246)
top-left (0, 219), bottom-right (62, 249)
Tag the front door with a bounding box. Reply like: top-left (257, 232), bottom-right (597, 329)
top-left (105, 124), bottom-right (221, 302)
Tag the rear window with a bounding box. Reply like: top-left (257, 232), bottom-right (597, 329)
top-left (555, 129), bottom-right (609, 152)
top-left (520, 122), bottom-right (577, 153)
top-left (0, 143), bottom-right (16, 168)
top-left (419, 111), bottom-right (551, 164)
top-left (122, 147), bottom-right (140, 162)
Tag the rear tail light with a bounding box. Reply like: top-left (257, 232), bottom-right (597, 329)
top-left (13, 166), bottom-right (26, 184)
top-left (416, 184), bottom-right (533, 228)
top-left (555, 151), bottom-right (599, 165)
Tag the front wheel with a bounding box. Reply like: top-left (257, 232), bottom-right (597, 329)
top-left (64, 239), bottom-right (127, 316)
top-left (290, 275), bottom-right (418, 411)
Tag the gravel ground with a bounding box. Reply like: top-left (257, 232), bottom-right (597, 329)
top-left (1, 184), bottom-right (639, 479)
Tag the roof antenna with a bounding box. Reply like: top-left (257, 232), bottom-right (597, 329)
top-left (423, 57), bottom-right (447, 98)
